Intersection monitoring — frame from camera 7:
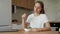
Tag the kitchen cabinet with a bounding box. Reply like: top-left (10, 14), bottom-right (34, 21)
top-left (50, 22), bottom-right (60, 31)
top-left (12, 0), bottom-right (34, 10)
top-left (0, 0), bottom-right (12, 31)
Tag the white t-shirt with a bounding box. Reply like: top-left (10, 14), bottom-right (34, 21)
top-left (26, 14), bottom-right (49, 28)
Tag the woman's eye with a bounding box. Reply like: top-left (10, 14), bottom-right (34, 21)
top-left (37, 7), bottom-right (40, 9)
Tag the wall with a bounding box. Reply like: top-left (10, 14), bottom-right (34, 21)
top-left (12, 7), bottom-right (32, 24)
top-left (35, 0), bottom-right (60, 22)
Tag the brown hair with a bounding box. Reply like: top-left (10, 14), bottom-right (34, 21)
top-left (35, 1), bottom-right (45, 14)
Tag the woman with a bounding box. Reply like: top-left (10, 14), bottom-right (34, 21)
top-left (22, 1), bottom-right (51, 32)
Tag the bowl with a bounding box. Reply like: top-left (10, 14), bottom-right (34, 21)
top-left (24, 28), bottom-right (31, 32)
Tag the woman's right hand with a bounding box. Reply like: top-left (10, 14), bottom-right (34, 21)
top-left (22, 13), bottom-right (27, 19)
top-left (22, 13), bottom-right (27, 29)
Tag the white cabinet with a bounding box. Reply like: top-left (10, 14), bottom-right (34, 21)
top-left (0, 0), bottom-right (11, 25)
top-left (0, 0), bottom-right (12, 31)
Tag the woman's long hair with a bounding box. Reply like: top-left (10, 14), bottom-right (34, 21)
top-left (35, 1), bottom-right (45, 14)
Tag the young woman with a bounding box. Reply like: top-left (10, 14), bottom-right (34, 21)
top-left (22, 1), bottom-right (51, 32)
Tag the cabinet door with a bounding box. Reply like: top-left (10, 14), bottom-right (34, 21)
top-left (12, 0), bottom-right (16, 5)
top-left (12, 0), bottom-right (27, 8)
top-left (12, 0), bottom-right (34, 10)
top-left (0, 0), bottom-right (11, 25)
top-left (27, 0), bottom-right (34, 10)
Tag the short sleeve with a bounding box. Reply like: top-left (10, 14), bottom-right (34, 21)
top-left (26, 15), bottom-right (31, 23)
top-left (43, 14), bottom-right (49, 23)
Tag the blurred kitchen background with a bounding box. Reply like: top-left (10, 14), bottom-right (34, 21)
top-left (0, 0), bottom-right (60, 32)
top-left (12, 0), bottom-right (60, 31)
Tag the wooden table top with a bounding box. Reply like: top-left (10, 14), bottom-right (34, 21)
top-left (0, 30), bottom-right (59, 34)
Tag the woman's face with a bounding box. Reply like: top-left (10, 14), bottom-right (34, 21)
top-left (34, 3), bottom-right (42, 14)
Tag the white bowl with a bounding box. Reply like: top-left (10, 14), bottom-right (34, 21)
top-left (24, 28), bottom-right (31, 32)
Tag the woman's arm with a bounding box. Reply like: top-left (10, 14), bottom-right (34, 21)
top-left (22, 18), bottom-right (30, 29)
top-left (37, 27), bottom-right (51, 32)
top-left (22, 13), bottom-right (30, 29)
top-left (39, 22), bottom-right (51, 31)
